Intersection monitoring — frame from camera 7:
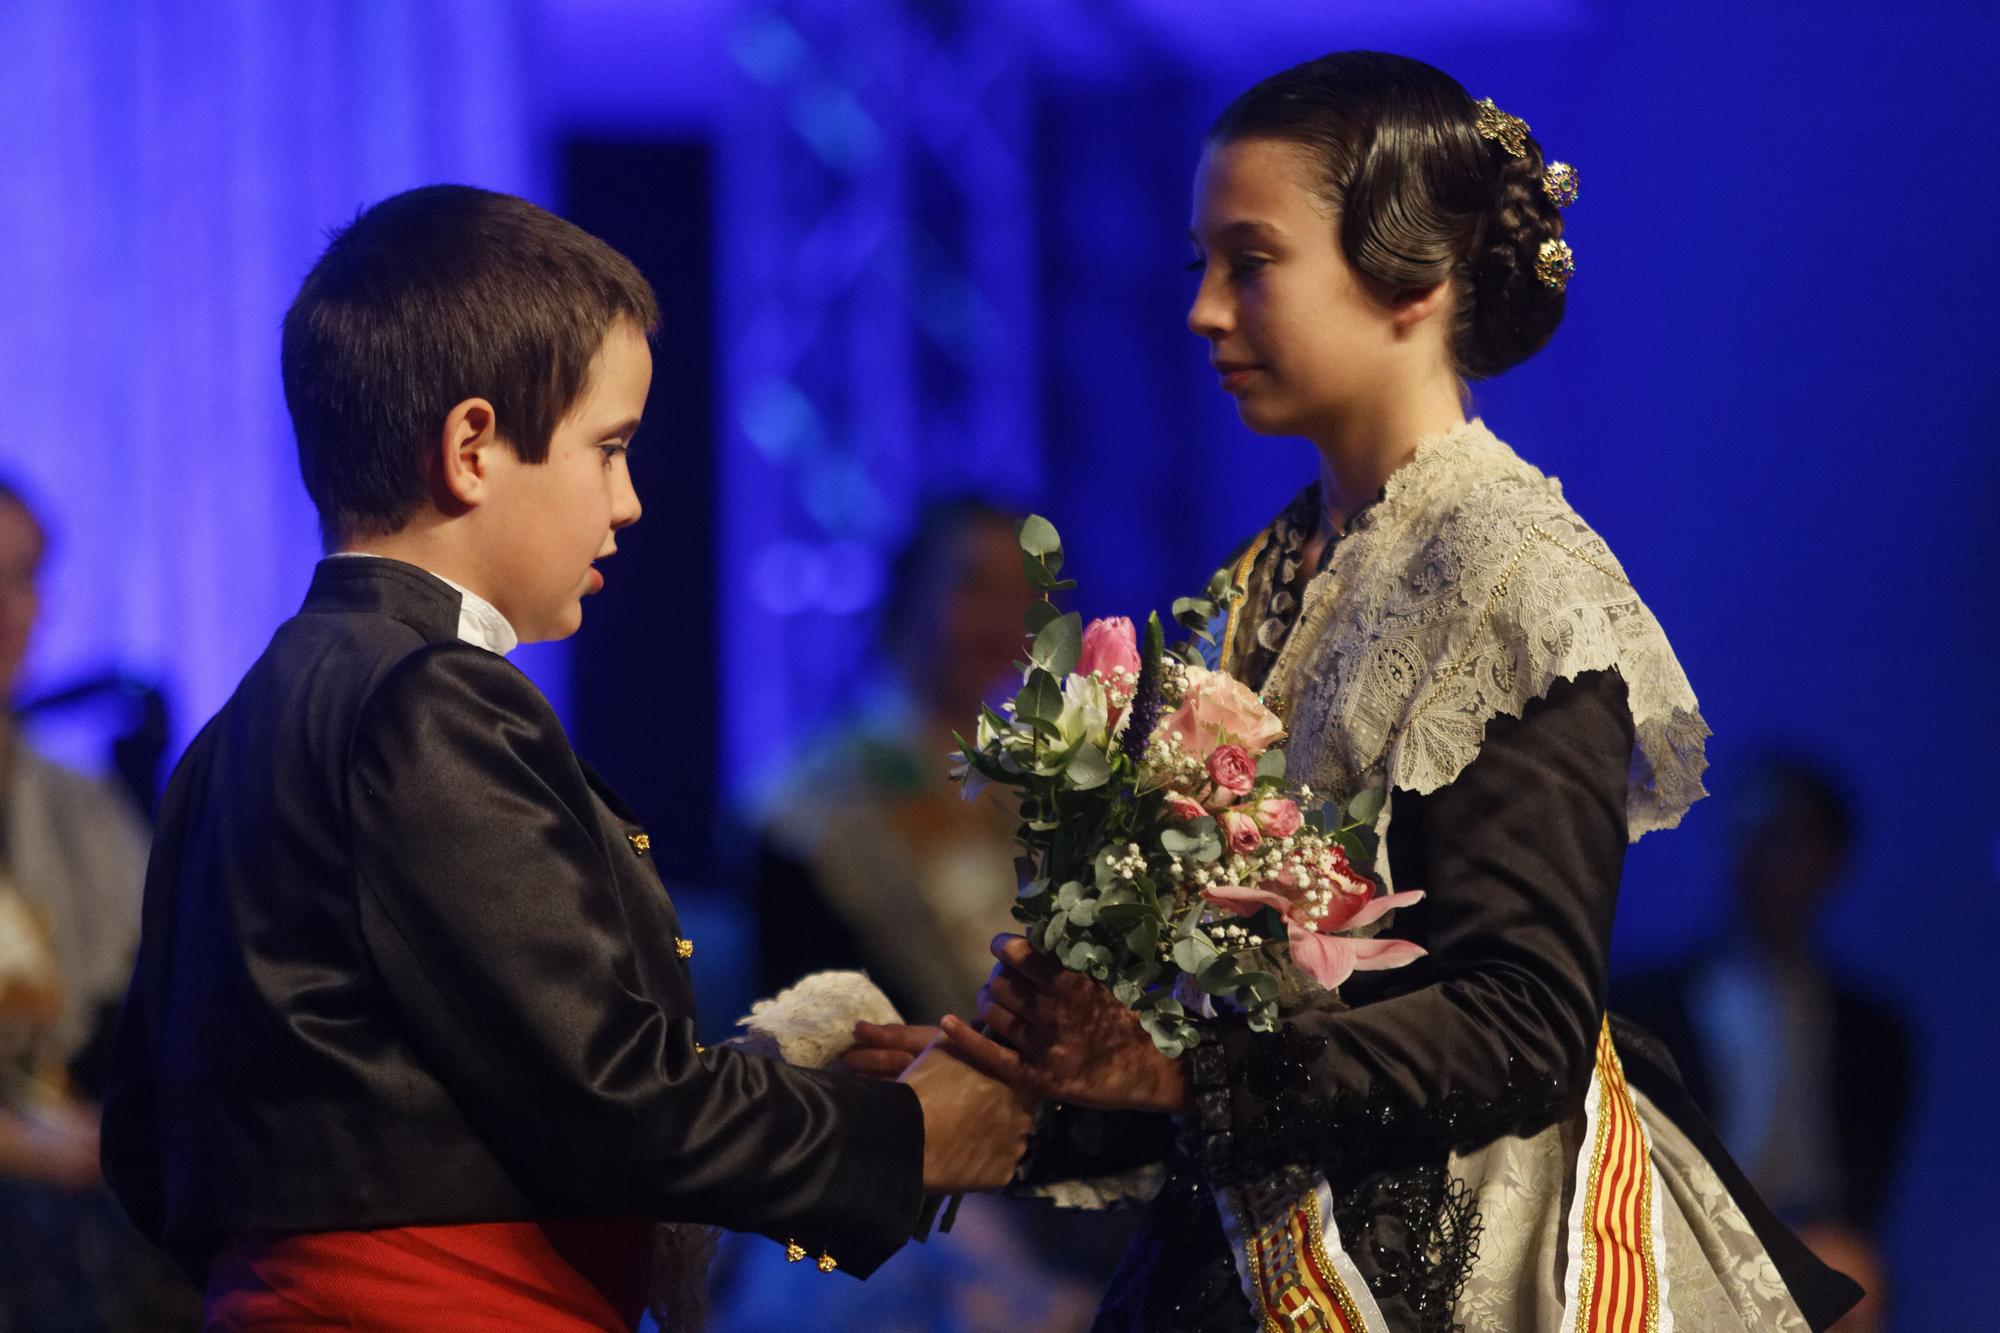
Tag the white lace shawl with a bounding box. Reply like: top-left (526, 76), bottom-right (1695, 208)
top-left (1263, 420), bottom-right (1709, 885)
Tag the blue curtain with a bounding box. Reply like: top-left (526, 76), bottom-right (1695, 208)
top-left (0, 0), bottom-right (549, 763)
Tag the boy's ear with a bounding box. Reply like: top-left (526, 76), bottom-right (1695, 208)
top-left (436, 398), bottom-right (500, 509)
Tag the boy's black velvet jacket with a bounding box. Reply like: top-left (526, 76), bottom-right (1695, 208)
top-left (102, 557), bottom-right (924, 1282)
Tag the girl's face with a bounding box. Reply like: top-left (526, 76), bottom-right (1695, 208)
top-left (1187, 137), bottom-right (1403, 438)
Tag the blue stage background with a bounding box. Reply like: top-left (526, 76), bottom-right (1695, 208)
top-left (1, 2), bottom-right (1992, 1326)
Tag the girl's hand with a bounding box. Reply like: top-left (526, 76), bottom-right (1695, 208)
top-left (842, 1021), bottom-right (940, 1079)
top-left (941, 935), bottom-right (1191, 1114)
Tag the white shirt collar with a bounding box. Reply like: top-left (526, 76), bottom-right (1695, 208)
top-left (327, 553), bottom-right (519, 656)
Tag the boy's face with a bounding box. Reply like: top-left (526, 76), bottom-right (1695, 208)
top-left (480, 319), bottom-right (650, 642)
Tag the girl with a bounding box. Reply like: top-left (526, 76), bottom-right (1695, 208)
top-left (872, 50), bottom-right (1861, 1333)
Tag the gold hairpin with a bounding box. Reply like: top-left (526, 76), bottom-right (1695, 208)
top-left (1475, 98), bottom-right (1531, 159)
top-left (1543, 161), bottom-right (1580, 208)
top-left (1536, 239), bottom-right (1575, 290)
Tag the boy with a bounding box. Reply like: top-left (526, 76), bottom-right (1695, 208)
top-left (101, 185), bottom-right (1028, 1329)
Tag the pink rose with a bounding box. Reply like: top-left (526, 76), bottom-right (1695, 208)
top-left (1206, 745), bottom-right (1256, 801)
top-left (1163, 791), bottom-right (1207, 824)
top-left (1078, 616), bottom-right (1141, 686)
top-left (1160, 668), bottom-right (1284, 759)
top-left (1218, 807), bottom-right (1263, 855)
top-left (1252, 797), bottom-right (1303, 840)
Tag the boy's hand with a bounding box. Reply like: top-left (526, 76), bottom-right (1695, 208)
top-left (842, 1021), bottom-right (938, 1079)
top-left (942, 934), bottom-right (1191, 1115)
top-left (897, 1038), bottom-right (1035, 1193)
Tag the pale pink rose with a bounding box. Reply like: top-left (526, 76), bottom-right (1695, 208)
top-left (1206, 745), bottom-right (1255, 799)
top-left (1160, 669), bottom-right (1284, 758)
top-left (1163, 791), bottom-right (1207, 824)
top-left (1252, 796), bottom-right (1303, 840)
top-left (1218, 807), bottom-right (1263, 855)
top-left (1078, 617), bottom-right (1140, 685)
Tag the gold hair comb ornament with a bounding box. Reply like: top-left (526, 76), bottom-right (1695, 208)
top-left (1475, 98), bottom-right (1531, 159)
top-left (1542, 161), bottom-right (1580, 208)
top-left (1536, 239), bottom-right (1575, 290)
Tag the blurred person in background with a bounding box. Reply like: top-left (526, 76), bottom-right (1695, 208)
top-left (753, 497), bottom-right (1037, 1024)
top-left (725, 498), bottom-right (1119, 1332)
top-left (1619, 752), bottom-right (1912, 1331)
top-left (0, 481), bottom-right (195, 1329)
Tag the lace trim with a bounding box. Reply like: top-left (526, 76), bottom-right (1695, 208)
top-left (1331, 1163), bottom-right (1484, 1333)
top-left (1195, 1026), bottom-right (1572, 1189)
top-left (1261, 420), bottom-right (1708, 884)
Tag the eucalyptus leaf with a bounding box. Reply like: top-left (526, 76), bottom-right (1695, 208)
top-left (1066, 745), bottom-right (1111, 791)
top-left (1173, 904), bottom-right (1202, 940)
top-left (1346, 785), bottom-right (1386, 827)
top-left (1067, 898), bottom-right (1100, 928)
top-left (1140, 1012), bottom-right (1185, 1057)
top-left (1256, 749), bottom-right (1287, 781)
top-left (1023, 599), bottom-right (1062, 637)
top-left (1016, 669), bottom-right (1062, 724)
top-left (1125, 918), bottom-right (1161, 960)
top-left (1017, 514), bottom-right (1062, 558)
top-left (1205, 568), bottom-right (1235, 601)
top-left (1171, 597), bottom-right (1219, 643)
top-left (1196, 953), bottom-right (1241, 994)
top-left (1056, 880), bottom-right (1086, 910)
top-left (1172, 932), bottom-right (1219, 974)
top-left (1031, 612), bottom-right (1083, 678)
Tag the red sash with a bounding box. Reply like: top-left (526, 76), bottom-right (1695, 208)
top-left (203, 1219), bottom-right (653, 1331)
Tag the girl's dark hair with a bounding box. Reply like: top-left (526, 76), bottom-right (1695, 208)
top-left (282, 185), bottom-right (660, 547)
top-left (1211, 51), bottom-right (1566, 379)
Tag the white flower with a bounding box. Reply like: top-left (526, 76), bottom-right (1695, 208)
top-left (1036, 671), bottom-right (1111, 771)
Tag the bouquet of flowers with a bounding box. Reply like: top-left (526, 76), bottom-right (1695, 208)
top-left (954, 515), bottom-right (1425, 1056)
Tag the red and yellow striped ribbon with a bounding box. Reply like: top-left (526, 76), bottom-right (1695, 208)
top-left (1243, 1186), bottom-right (1370, 1333)
top-left (1566, 1019), bottom-right (1667, 1333)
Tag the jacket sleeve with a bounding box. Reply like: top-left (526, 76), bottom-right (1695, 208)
top-left (346, 643), bottom-right (924, 1276)
top-left (1190, 669), bottom-right (1634, 1184)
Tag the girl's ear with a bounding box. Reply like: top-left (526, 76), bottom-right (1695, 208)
top-left (1389, 280), bottom-right (1450, 334)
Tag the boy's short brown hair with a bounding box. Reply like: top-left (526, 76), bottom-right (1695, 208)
top-left (282, 185), bottom-right (660, 546)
